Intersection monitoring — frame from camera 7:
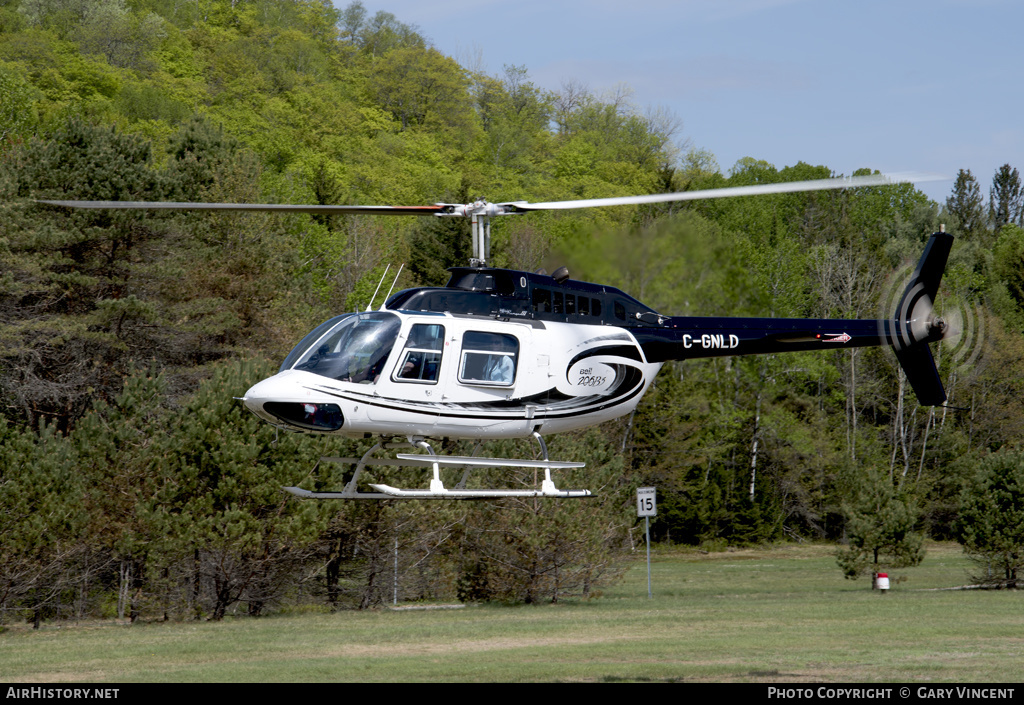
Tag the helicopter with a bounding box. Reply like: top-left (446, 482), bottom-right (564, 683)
top-left (42, 172), bottom-right (953, 499)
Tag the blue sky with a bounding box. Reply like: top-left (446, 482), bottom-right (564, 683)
top-left (350, 0), bottom-right (1023, 206)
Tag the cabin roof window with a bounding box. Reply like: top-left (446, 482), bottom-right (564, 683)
top-left (449, 272), bottom-right (496, 291)
top-left (446, 270), bottom-right (516, 294)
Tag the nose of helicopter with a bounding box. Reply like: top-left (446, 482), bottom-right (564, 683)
top-left (241, 376), bottom-right (274, 414)
top-left (240, 373), bottom-right (296, 421)
top-left (240, 372), bottom-right (345, 432)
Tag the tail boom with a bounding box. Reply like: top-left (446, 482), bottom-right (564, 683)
top-left (633, 231), bottom-right (953, 406)
top-left (635, 318), bottom-right (884, 363)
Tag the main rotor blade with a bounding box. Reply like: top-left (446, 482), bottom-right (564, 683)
top-left (37, 200), bottom-right (447, 216)
top-left (37, 172), bottom-right (945, 217)
top-left (500, 172), bottom-right (945, 213)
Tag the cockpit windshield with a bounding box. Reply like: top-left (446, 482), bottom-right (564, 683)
top-left (283, 312), bottom-right (401, 383)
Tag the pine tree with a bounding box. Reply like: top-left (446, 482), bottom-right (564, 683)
top-left (72, 367), bottom-right (169, 622)
top-left (453, 428), bottom-right (632, 604)
top-left (989, 164), bottom-right (1023, 232)
top-left (836, 465), bottom-right (925, 583)
top-left (957, 449), bottom-right (1024, 587)
top-left (0, 421), bottom-right (86, 626)
top-left (946, 169), bottom-right (985, 239)
top-left (145, 358), bottom-right (328, 619)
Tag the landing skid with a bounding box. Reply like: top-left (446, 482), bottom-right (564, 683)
top-left (283, 433), bottom-right (591, 500)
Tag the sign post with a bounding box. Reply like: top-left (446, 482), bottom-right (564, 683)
top-left (637, 487), bottom-right (656, 598)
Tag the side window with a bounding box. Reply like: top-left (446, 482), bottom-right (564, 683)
top-left (393, 323), bottom-right (445, 384)
top-left (614, 300), bottom-right (626, 321)
top-left (532, 287), bottom-right (551, 313)
top-left (592, 298), bottom-right (602, 317)
top-left (459, 331), bottom-right (519, 386)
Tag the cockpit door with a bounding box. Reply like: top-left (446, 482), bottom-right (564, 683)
top-left (368, 321), bottom-right (449, 419)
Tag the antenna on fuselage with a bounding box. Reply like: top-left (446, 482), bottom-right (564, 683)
top-left (365, 264), bottom-right (391, 311)
top-left (380, 263), bottom-right (405, 310)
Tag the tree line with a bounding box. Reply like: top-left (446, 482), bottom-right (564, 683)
top-left (2, 0), bottom-right (1023, 625)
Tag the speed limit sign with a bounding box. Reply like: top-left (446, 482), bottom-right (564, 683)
top-left (637, 487), bottom-right (656, 517)
top-left (637, 487), bottom-right (656, 597)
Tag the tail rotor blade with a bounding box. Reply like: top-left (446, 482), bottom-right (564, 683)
top-left (886, 230), bottom-right (955, 406)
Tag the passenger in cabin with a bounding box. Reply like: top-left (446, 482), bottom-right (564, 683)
top-left (484, 353), bottom-right (514, 383)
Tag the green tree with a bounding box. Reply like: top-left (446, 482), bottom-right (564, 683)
top-left (0, 420), bottom-right (85, 626)
top-left (146, 357), bottom-right (327, 619)
top-left (371, 46), bottom-right (472, 136)
top-left (957, 448), bottom-right (1024, 587)
top-left (989, 164), bottom-right (1023, 231)
top-left (836, 465), bottom-right (925, 583)
top-left (475, 65), bottom-right (552, 175)
top-left (408, 210), bottom-right (472, 284)
top-left (946, 168), bottom-right (986, 240)
top-left (992, 224), bottom-right (1024, 310)
top-left (0, 62), bottom-right (38, 141)
top-left (72, 366), bottom-right (169, 621)
top-left (551, 84), bottom-right (678, 200)
top-left (453, 428), bottom-right (632, 604)
top-left (0, 118), bottom-right (170, 428)
top-left (346, 4), bottom-right (424, 57)
top-left (75, 0), bottom-right (166, 72)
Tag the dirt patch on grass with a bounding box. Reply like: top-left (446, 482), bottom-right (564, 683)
top-left (309, 632), bottom-right (644, 659)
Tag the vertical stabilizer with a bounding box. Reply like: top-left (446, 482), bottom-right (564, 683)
top-left (889, 231), bottom-right (954, 406)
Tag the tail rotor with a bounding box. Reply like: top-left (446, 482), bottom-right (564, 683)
top-left (882, 230), bottom-right (955, 406)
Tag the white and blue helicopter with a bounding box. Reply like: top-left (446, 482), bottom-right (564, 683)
top-left (43, 173), bottom-right (953, 499)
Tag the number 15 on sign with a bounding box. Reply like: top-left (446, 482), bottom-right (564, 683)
top-left (637, 486), bottom-right (656, 517)
top-left (637, 487), bottom-right (656, 598)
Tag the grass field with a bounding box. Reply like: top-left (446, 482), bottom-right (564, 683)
top-left (1, 542), bottom-right (1022, 683)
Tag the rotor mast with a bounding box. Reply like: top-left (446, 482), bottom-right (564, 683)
top-left (440, 199), bottom-right (511, 267)
top-left (460, 199), bottom-right (507, 267)
top-left (470, 208), bottom-right (491, 266)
